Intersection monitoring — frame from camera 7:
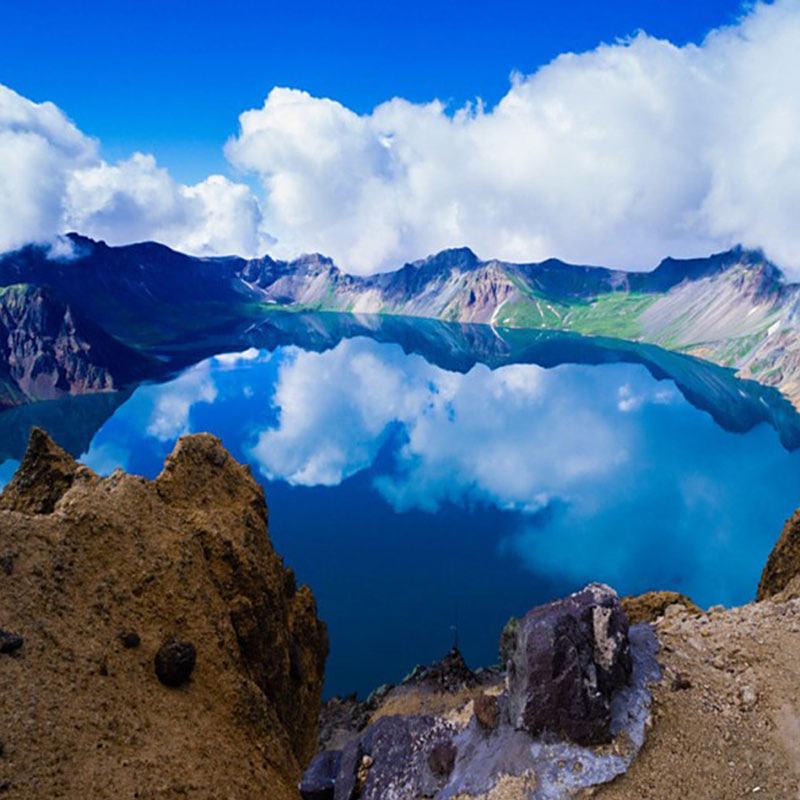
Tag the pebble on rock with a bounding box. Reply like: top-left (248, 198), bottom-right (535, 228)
top-left (0, 630), bottom-right (23, 655)
top-left (119, 631), bottom-right (141, 649)
top-left (154, 638), bottom-right (196, 687)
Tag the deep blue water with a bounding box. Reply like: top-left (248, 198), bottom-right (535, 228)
top-left (2, 322), bottom-right (800, 696)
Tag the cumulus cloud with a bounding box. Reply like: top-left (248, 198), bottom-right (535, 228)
top-left (0, 85), bottom-right (266, 257)
top-left (2, 1), bottom-right (800, 272)
top-left (227, 0), bottom-right (800, 274)
top-left (0, 85), bottom-right (96, 253)
top-left (251, 338), bottom-right (627, 510)
top-left (66, 155), bottom-right (266, 257)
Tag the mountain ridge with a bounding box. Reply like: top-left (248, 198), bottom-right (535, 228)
top-left (1, 234), bottom-right (799, 410)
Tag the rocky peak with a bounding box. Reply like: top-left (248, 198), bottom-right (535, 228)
top-left (0, 426), bottom-right (83, 514)
top-left (758, 508), bottom-right (800, 600)
top-left (648, 246), bottom-right (781, 291)
top-left (0, 429), bottom-right (328, 800)
top-left (412, 247), bottom-right (481, 274)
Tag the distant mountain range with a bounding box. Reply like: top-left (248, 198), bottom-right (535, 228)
top-left (0, 233), bottom-right (799, 411)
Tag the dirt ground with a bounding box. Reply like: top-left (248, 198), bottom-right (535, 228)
top-left (597, 598), bottom-right (800, 800)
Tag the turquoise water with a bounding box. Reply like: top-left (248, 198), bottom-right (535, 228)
top-left (1, 315), bottom-right (799, 695)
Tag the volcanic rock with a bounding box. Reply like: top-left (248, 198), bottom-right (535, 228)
top-left (507, 582), bottom-right (632, 745)
top-left (473, 692), bottom-right (499, 732)
top-left (331, 715), bottom-right (455, 800)
top-left (0, 630), bottom-right (23, 655)
top-left (427, 740), bottom-right (457, 777)
top-left (0, 428), bottom-right (327, 800)
top-left (402, 646), bottom-right (477, 692)
top-left (154, 638), bottom-right (196, 687)
top-left (300, 749), bottom-right (341, 800)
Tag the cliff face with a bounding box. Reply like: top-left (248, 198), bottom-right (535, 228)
top-left (0, 429), bottom-right (328, 800)
top-left (0, 284), bottom-right (151, 409)
top-left (758, 509), bottom-right (800, 601)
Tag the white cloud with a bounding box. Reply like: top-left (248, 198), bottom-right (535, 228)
top-left (617, 383), bottom-right (677, 412)
top-left (0, 86), bottom-right (266, 258)
top-left (2, 1), bottom-right (800, 273)
top-left (145, 362), bottom-right (217, 441)
top-left (0, 85), bottom-right (96, 253)
top-left (66, 157), bottom-right (266, 257)
top-left (251, 341), bottom-right (434, 485)
top-left (227, 0), bottom-right (800, 275)
top-left (250, 338), bottom-right (627, 511)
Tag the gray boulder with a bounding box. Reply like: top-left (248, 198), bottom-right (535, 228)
top-left (506, 582), bottom-right (632, 745)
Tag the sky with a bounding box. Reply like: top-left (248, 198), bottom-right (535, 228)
top-left (3, 1), bottom-right (746, 183)
top-left (2, 0), bottom-right (800, 275)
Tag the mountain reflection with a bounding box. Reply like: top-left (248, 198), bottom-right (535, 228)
top-left (2, 313), bottom-right (800, 693)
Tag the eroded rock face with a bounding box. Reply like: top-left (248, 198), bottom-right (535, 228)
top-left (758, 509), bottom-right (800, 600)
top-left (0, 284), bottom-right (152, 409)
top-left (0, 428), bottom-right (327, 800)
top-left (507, 583), bottom-right (632, 745)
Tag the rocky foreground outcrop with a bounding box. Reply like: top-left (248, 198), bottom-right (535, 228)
top-left (2, 428), bottom-right (800, 800)
top-left (302, 584), bottom-right (660, 800)
top-left (0, 429), bottom-right (328, 800)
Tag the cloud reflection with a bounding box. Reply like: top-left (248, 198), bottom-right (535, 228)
top-left (251, 338), bottom-right (630, 512)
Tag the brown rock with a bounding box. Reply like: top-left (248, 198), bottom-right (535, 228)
top-left (0, 427), bottom-right (80, 514)
top-left (621, 591), bottom-right (702, 624)
top-left (473, 692), bottom-right (499, 731)
top-left (757, 509), bottom-right (800, 600)
top-left (0, 429), bottom-right (328, 800)
top-left (773, 573), bottom-right (800, 602)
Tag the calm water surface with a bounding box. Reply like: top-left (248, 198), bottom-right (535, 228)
top-left (2, 316), bottom-right (800, 695)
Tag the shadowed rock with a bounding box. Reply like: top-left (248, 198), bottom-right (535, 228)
top-left (402, 646), bottom-right (477, 692)
top-left (300, 750), bottom-right (341, 800)
top-left (0, 630), bottom-right (23, 654)
top-left (507, 583), bottom-right (632, 745)
top-left (331, 716), bottom-right (455, 800)
top-left (427, 740), bottom-right (458, 778)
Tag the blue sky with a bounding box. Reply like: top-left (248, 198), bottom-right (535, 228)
top-left (2, 0), bottom-right (798, 274)
top-left (4, 0), bottom-right (746, 183)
